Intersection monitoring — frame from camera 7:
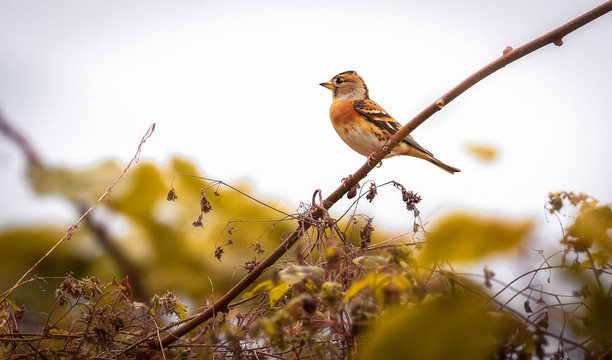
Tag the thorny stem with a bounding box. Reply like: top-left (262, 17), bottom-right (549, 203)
top-left (154, 1), bottom-right (612, 349)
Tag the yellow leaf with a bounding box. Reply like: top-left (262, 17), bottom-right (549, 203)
top-left (389, 274), bottom-right (411, 291)
top-left (579, 259), bottom-right (593, 272)
top-left (27, 161), bottom-right (123, 203)
top-left (343, 273), bottom-right (390, 303)
top-left (269, 282), bottom-right (291, 307)
top-left (359, 294), bottom-right (501, 360)
top-left (244, 279), bottom-right (276, 299)
top-left (466, 143), bottom-right (499, 162)
top-left (174, 302), bottom-right (189, 320)
top-left (257, 318), bottom-right (279, 337)
top-left (421, 210), bottom-right (534, 264)
top-left (568, 205), bottom-right (612, 255)
top-left (343, 278), bottom-right (369, 303)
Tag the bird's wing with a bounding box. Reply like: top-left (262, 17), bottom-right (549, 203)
top-left (353, 99), bottom-right (433, 156)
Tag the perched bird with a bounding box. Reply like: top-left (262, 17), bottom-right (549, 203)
top-left (320, 71), bottom-right (460, 174)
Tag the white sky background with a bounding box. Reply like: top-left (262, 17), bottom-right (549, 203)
top-left (1, 0), bottom-right (611, 248)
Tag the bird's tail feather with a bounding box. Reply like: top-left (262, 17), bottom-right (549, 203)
top-left (427, 156), bottom-right (461, 174)
top-left (403, 145), bottom-right (461, 174)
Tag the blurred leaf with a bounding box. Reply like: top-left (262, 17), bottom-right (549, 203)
top-left (359, 294), bottom-right (500, 360)
top-left (244, 279), bottom-right (276, 299)
top-left (279, 266), bottom-right (324, 290)
top-left (591, 250), bottom-right (610, 267)
top-left (353, 255), bottom-right (387, 269)
top-left (28, 161), bottom-right (123, 203)
top-left (488, 311), bottom-right (522, 341)
top-left (586, 293), bottom-right (612, 349)
top-left (344, 273), bottom-right (390, 303)
top-left (421, 210), bottom-right (534, 264)
top-left (466, 143), bottom-right (499, 162)
top-left (0, 226), bottom-right (95, 312)
top-left (389, 274), bottom-right (411, 291)
top-left (269, 282), bottom-right (291, 307)
top-left (3, 156), bottom-right (301, 312)
top-left (568, 205), bottom-right (612, 255)
top-left (321, 281), bottom-right (342, 306)
top-left (343, 273), bottom-right (410, 306)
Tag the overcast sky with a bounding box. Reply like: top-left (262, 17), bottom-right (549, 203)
top-left (1, 0), bottom-right (611, 245)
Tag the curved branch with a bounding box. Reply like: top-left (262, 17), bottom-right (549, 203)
top-left (154, 1), bottom-right (612, 348)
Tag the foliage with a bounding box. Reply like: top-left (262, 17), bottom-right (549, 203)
top-left (1, 149), bottom-right (611, 359)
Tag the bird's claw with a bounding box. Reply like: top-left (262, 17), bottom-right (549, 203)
top-left (367, 153), bottom-right (382, 168)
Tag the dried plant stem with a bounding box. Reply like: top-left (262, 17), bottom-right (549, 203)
top-left (155, 1), bottom-right (612, 348)
top-left (0, 124), bottom-right (156, 302)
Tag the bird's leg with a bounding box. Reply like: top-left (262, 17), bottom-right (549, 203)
top-left (341, 175), bottom-right (354, 189)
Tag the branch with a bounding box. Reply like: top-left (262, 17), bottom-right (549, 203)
top-left (77, 204), bottom-right (150, 301)
top-left (0, 110), bottom-right (41, 166)
top-left (154, 1), bottom-right (612, 348)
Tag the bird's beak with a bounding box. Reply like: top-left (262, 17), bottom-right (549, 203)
top-left (319, 81), bottom-right (333, 90)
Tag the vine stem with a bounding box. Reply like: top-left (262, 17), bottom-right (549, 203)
top-left (154, 1), bottom-right (612, 349)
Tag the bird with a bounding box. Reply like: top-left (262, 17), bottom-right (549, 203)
top-left (320, 71), bottom-right (460, 174)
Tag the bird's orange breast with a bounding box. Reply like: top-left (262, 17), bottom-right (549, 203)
top-left (328, 100), bottom-right (389, 157)
top-left (329, 100), bottom-right (361, 128)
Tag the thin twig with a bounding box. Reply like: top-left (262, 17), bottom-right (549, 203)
top-left (171, 175), bottom-right (295, 218)
top-left (0, 124), bottom-right (156, 302)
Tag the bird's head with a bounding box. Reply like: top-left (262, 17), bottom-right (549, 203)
top-left (320, 71), bottom-right (369, 101)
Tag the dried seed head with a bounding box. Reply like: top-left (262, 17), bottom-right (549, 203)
top-left (167, 188), bottom-right (178, 201)
top-left (214, 246), bottom-right (224, 261)
top-left (359, 217), bottom-right (374, 249)
top-left (200, 189), bottom-right (213, 213)
top-left (192, 214), bottom-right (204, 227)
top-left (366, 183), bottom-right (378, 203)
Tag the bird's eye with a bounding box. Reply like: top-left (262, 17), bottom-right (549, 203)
top-left (335, 78), bottom-right (344, 84)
